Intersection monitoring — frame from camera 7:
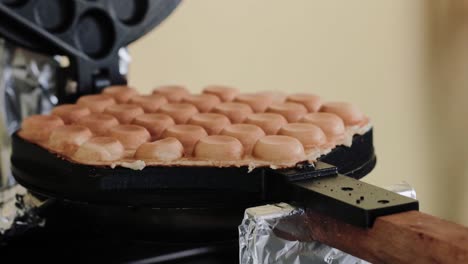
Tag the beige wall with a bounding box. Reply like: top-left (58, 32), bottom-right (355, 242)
top-left (129, 0), bottom-right (468, 224)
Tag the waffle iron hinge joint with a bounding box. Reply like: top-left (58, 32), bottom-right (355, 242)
top-left (266, 162), bottom-right (419, 228)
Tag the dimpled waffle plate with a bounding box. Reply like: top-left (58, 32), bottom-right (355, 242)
top-left (18, 85), bottom-right (371, 170)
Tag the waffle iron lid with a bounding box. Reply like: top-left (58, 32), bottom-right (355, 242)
top-left (0, 0), bottom-right (182, 98)
top-left (0, 0), bottom-right (182, 55)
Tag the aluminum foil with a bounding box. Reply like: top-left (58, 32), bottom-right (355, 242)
top-left (0, 39), bottom-right (59, 189)
top-left (239, 182), bottom-right (416, 264)
top-left (0, 185), bottom-right (46, 239)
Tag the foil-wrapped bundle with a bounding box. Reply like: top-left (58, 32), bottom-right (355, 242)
top-left (239, 182), bottom-right (416, 264)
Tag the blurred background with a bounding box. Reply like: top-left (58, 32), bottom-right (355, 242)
top-left (128, 1), bottom-right (468, 225)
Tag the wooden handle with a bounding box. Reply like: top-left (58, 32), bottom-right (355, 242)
top-left (299, 210), bottom-right (468, 264)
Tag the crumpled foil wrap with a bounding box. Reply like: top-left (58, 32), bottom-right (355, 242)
top-left (0, 39), bottom-right (59, 189)
top-left (0, 185), bottom-right (46, 240)
top-left (239, 182), bottom-right (416, 264)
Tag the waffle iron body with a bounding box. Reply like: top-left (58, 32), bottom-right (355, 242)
top-left (2, 1), bottom-right (417, 242)
top-left (10, 129), bottom-right (376, 241)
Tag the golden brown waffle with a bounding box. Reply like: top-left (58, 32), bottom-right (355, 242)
top-left (18, 85), bottom-right (371, 170)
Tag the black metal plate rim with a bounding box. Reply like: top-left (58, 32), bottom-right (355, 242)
top-left (10, 129), bottom-right (376, 208)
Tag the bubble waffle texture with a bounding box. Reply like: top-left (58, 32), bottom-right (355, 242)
top-left (267, 102), bottom-right (308, 122)
top-left (133, 113), bottom-right (175, 140)
top-left (202, 85), bottom-right (239, 102)
top-left (18, 85), bottom-right (371, 169)
top-left (129, 94), bottom-right (168, 113)
top-left (221, 124), bottom-right (265, 155)
top-left (102, 85), bottom-right (138, 103)
top-left (234, 93), bottom-right (273, 113)
top-left (20, 115), bottom-right (65, 142)
top-left (73, 137), bottom-right (124, 162)
top-left (76, 113), bottom-right (119, 136)
top-left (188, 113), bottom-right (231, 135)
top-left (77, 94), bottom-right (116, 113)
top-left (48, 125), bottom-right (92, 155)
top-left (51, 104), bottom-right (91, 124)
top-left (135, 138), bottom-right (184, 161)
top-left (109, 125), bottom-right (151, 150)
top-left (287, 93), bottom-right (322, 112)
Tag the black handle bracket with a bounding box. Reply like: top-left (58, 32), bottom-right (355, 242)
top-left (267, 162), bottom-right (419, 228)
top-left (266, 161), bottom-right (338, 182)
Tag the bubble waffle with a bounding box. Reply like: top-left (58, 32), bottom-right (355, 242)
top-left (18, 85), bottom-right (371, 169)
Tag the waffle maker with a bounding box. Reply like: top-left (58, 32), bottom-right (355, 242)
top-left (0, 1), bottom-right (418, 261)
